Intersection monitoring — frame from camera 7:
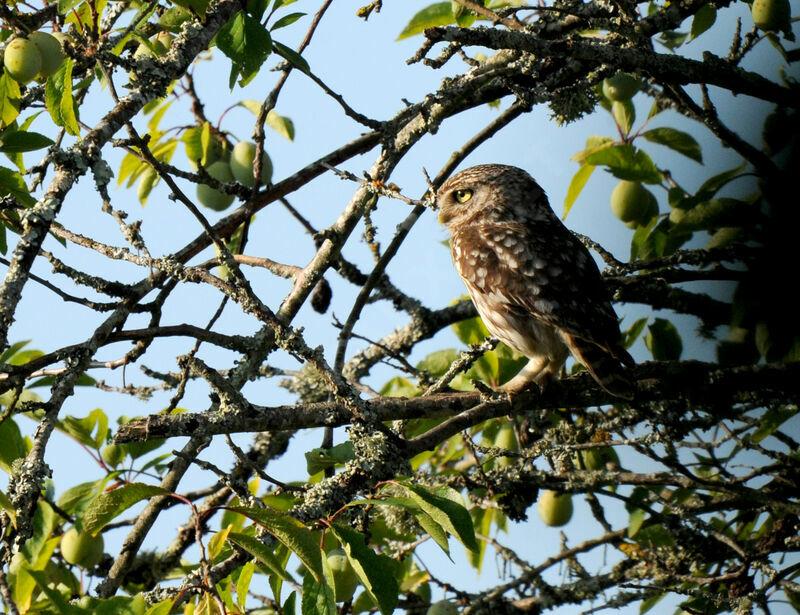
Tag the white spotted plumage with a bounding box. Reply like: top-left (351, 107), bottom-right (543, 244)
top-left (437, 164), bottom-right (634, 398)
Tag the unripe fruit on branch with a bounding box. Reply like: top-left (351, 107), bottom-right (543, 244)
top-left (602, 72), bottom-right (640, 102)
top-left (29, 31), bottom-right (65, 77)
top-left (3, 38), bottom-right (42, 84)
top-left (60, 527), bottom-right (104, 569)
top-left (752, 0), bottom-right (790, 32)
top-left (197, 161), bottom-right (235, 211)
top-left (537, 490), bottom-right (573, 527)
top-left (229, 141), bottom-right (273, 187)
top-left (610, 180), bottom-right (658, 228)
top-left (327, 548), bottom-right (358, 602)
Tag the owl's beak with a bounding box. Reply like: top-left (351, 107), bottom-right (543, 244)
top-left (438, 209), bottom-right (450, 225)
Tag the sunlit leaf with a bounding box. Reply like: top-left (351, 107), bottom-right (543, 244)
top-left (267, 109), bottom-right (295, 141)
top-left (0, 130), bottom-right (54, 153)
top-left (330, 523), bottom-right (400, 615)
top-left (583, 145), bottom-right (661, 184)
top-left (400, 482), bottom-right (478, 552)
top-left (690, 4), bottom-right (716, 39)
top-left (641, 127), bottom-right (703, 163)
top-left (271, 40), bottom-right (310, 74)
top-left (271, 12), bottom-right (306, 30)
top-left (45, 58), bottom-right (80, 136)
top-left (83, 483), bottom-right (169, 535)
top-left (0, 74), bottom-right (21, 129)
top-left (227, 506), bottom-right (323, 582)
top-left (0, 166), bottom-right (36, 207)
top-left (398, 3), bottom-right (454, 40)
top-left (217, 11), bottom-right (273, 88)
top-left (563, 163), bottom-right (595, 218)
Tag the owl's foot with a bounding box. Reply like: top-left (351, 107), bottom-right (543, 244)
top-left (498, 356), bottom-right (558, 398)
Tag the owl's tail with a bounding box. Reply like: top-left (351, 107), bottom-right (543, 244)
top-left (566, 335), bottom-right (635, 400)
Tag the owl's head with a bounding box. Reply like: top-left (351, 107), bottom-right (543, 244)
top-left (436, 164), bottom-right (549, 229)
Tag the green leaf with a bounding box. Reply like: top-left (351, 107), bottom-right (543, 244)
top-left (302, 569), bottom-right (337, 615)
top-left (83, 483), bottom-right (169, 535)
top-left (0, 417), bottom-right (28, 473)
top-left (690, 4), bottom-right (716, 40)
top-left (330, 523), bottom-right (399, 615)
top-left (271, 12), bottom-right (306, 30)
top-left (283, 591), bottom-right (298, 615)
top-left (159, 6), bottom-right (194, 33)
top-left (451, 310), bottom-right (490, 346)
top-left (0, 74), bottom-right (21, 129)
top-left (414, 508), bottom-right (452, 556)
top-left (640, 592), bottom-right (666, 614)
top-left (26, 569), bottom-right (76, 614)
top-left (267, 109), bottom-right (295, 141)
top-left (217, 11), bottom-right (273, 88)
top-left (0, 166), bottom-right (36, 207)
top-left (672, 198), bottom-right (754, 232)
top-left (22, 501), bottom-right (57, 565)
top-left (750, 406), bottom-right (797, 443)
top-left (0, 339), bottom-right (32, 362)
top-left (563, 163), bottom-right (595, 218)
top-left (58, 409), bottom-right (109, 449)
top-left (57, 480), bottom-right (105, 516)
top-left (58, 0), bottom-right (84, 12)
top-left (237, 100), bottom-right (263, 116)
top-left (271, 40), bottom-right (310, 74)
top-left (0, 130), bottom-right (55, 154)
top-left (305, 441), bottom-right (355, 475)
top-left (235, 560), bottom-right (256, 612)
top-left (417, 348), bottom-right (461, 379)
top-left (627, 507), bottom-right (646, 538)
top-left (621, 317), bottom-right (648, 349)
top-left (694, 163), bottom-right (746, 201)
top-left (45, 59), bottom-right (80, 136)
top-left (137, 167), bottom-right (158, 205)
top-left (374, 496), bottom-right (450, 556)
top-left (400, 482), bottom-right (478, 552)
top-left (645, 318), bottom-right (683, 361)
top-left (209, 525), bottom-right (232, 561)
top-left (378, 376), bottom-right (420, 398)
top-left (398, 3), bottom-right (454, 40)
top-left (145, 599), bottom-right (176, 615)
top-left (146, 99), bottom-right (174, 135)
top-left (228, 506), bottom-right (323, 582)
top-left (658, 29), bottom-right (689, 50)
top-left (583, 145), bottom-right (661, 184)
top-left (641, 127), bottom-right (703, 163)
top-left (612, 100), bottom-right (635, 136)
top-left (570, 135), bottom-right (614, 164)
top-left (0, 489), bottom-right (15, 527)
top-left (118, 151), bottom-right (145, 187)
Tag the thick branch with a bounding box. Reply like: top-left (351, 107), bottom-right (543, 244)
top-left (114, 361), bottom-right (800, 443)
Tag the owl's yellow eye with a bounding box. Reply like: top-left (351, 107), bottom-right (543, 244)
top-left (454, 189), bottom-right (473, 203)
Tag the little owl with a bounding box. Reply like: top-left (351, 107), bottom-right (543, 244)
top-left (437, 164), bottom-right (634, 398)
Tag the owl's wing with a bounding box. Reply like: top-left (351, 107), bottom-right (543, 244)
top-left (452, 221), bottom-right (630, 361)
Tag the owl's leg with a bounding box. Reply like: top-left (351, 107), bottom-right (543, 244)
top-left (498, 355), bottom-right (555, 395)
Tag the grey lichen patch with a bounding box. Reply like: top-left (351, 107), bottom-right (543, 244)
top-left (279, 363), bottom-right (330, 403)
top-left (349, 422), bottom-right (411, 478)
top-left (548, 82), bottom-right (597, 125)
top-left (298, 470), bottom-right (359, 521)
top-left (91, 158), bottom-right (115, 189)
